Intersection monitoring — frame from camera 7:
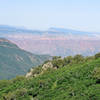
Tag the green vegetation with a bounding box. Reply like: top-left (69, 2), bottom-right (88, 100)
top-left (0, 38), bottom-right (50, 80)
top-left (0, 53), bottom-right (100, 100)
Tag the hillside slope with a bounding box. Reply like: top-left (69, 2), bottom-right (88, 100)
top-left (0, 38), bottom-right (50, 80)
top-left (0, 56), bottom-right (100, 100)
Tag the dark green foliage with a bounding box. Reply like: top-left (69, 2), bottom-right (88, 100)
top-left (93, 67), bottom-right (100, 80)
top-left (95, 52), bottom-right (100, 59)
top-left (73, 54), bottom-right (84, 63)
top-left (0, 56), bottom-right (100, 100)
top-left (52, 56), bottom-right (61, 60)
top-left (85, 56), bottom-right (94, 62)
top-left (31, 66), bottom-right (42, 76)
top-left (51, 54), bottom-right (85, 68)
top-left (52, 58), bottom-right (64, 68)
top-left (63, 56), bottom-right (73, 65)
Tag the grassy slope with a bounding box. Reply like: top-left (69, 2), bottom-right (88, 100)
top-left (0, 39), bottom-right (50, 80)
top-left (0, 58), bottom-right (100, 100)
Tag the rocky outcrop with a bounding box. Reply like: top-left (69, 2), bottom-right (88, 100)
top-left (26, 61), bottom-right (56, 78)
top-left (42, 62), bottom-right (53, 70)
top-left (26, 68), bottom-right (34, 78)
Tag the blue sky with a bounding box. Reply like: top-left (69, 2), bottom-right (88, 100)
top-left (0, 0), bottom-right (100, 32)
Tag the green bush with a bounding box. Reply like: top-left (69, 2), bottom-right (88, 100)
top-left (95, 52), bottom-right (100, 59)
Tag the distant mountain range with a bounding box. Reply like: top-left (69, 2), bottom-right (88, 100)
top-left (0, 38), bottom-right (50, 80)
top-left (0, 25), bottom-right (100, 57)
top-left (0, 25), bottom-right (98, 36)
top-left (49, 27), bottom-right (93, 35)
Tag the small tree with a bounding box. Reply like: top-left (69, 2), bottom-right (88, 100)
top-left (63, 56), bottom-right (73, 65)
top-left (52, 56), bottom-right (61, 60)
top-left (95, 52), bottom-right (100, 59)
top-left (52, 57), bottom-right (64, 68)
top-left (73, 54), bottom-right (84, 63)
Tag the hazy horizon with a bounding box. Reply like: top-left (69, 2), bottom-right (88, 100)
top-left (0, 24), bottom-right (100, 33)
top-left (0, 0), bottom-right (100, 32)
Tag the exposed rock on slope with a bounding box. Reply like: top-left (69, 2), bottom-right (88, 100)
top-left (26, 61), bottom-right (57, 78)
top-left (42, 62), bottom-right (53, 70)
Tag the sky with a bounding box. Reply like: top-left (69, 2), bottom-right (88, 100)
top-left (0, 0), bottom-right (100, 32)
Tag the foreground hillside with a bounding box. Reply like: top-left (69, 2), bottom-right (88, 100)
top-left (0, 38), bottom-right (50, 80)
top-left (0, 54), bottom-right (100, 100)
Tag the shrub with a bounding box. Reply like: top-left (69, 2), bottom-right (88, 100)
top-left (95, 52), bottom-right (100, 59)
